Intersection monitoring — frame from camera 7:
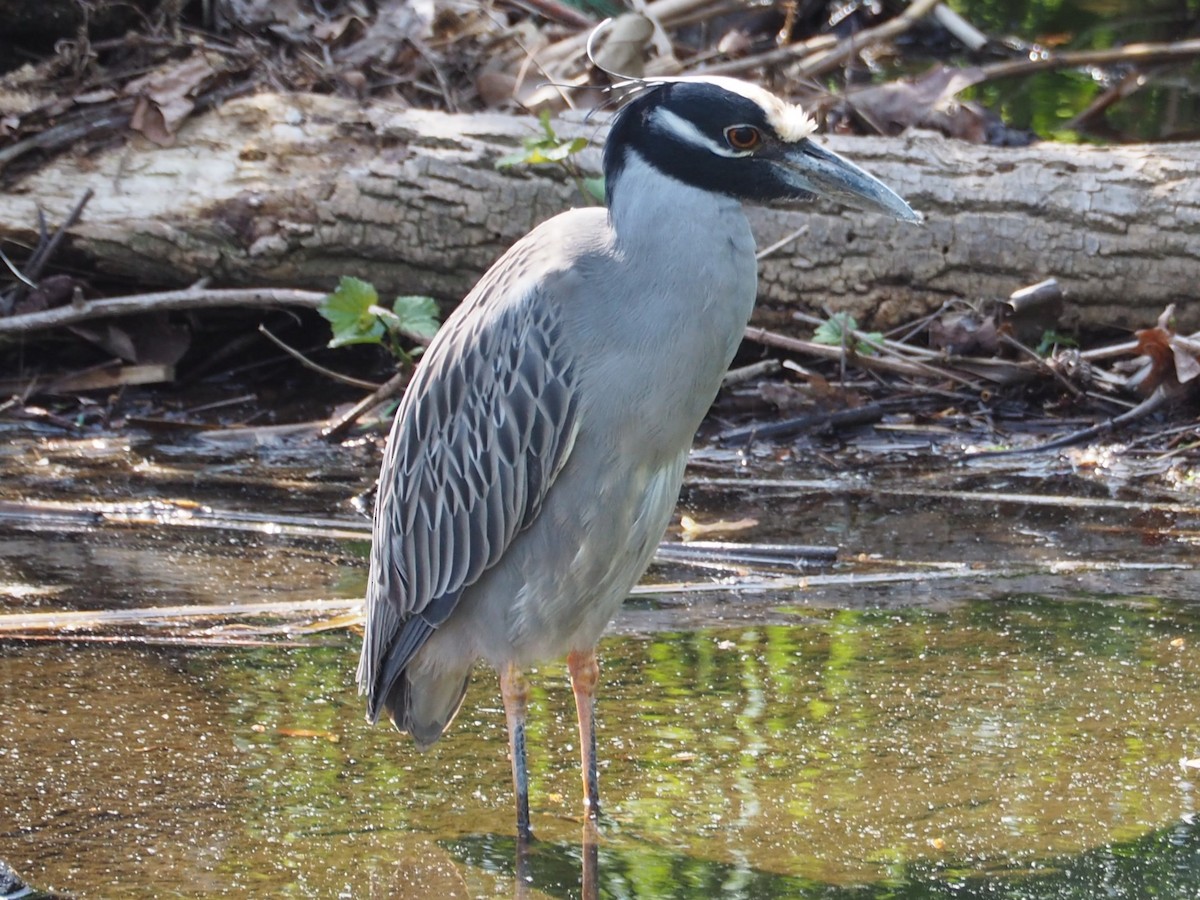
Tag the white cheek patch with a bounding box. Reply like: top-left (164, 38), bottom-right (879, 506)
top-left (651, 107), bottom-right (753, 158)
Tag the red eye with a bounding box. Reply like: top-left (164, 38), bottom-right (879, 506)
top-left (724, 125), bottom-right (761, 151)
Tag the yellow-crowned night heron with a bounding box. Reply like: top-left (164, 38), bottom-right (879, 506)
top-left (358, 76), bottom-right (920, 839)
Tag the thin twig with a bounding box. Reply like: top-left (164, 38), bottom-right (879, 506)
top-left (702, 0), bottom-right (940, 78)
top-left (755, 225), bottom-right (808, 261)
top-left (500, 0), bottom-right (594, 29)
top-left (257, 325), bottom-right (382, 390)
top-left (932, 3), bottom-right (989, 52)
top-left (722, 358), bottom-right (780, 387)
top-left (745, 325), bottom-right (984, 388)
top-left (405, 36), bottom-right (458, 113)
top-left (1, 189), bottom-right (94, 315)
top-left (792, 310), bottom-right (943, 361)
top-left (321, 368), bottom-right (411, 441)
top-left (790, 0), bottom-right (943, 81)
top-left (718, 398), bottom-right (914, 444)
top-left (998, 333), bottom-right (1084, 399)
top-left (538, 0), bottom-right (739, 67)
top-left (975, 37), bottom-right (1200, 84)
top-left (24, 189), bottom-right (94, 285)
top-left (3, 633), bottom-right (309, 647)
top-left (697, 31), bottom-right (838, 77)
top-left (0, 597), bottom-right (357, 634)
top-left (0, 100), bottom-right (137, 171)
top-left (965, 384), bottom-right (1173, 458)
top-left (655, 540), bottom-right (838, 568)
top-left (0, 246), bottom-right (36, 288)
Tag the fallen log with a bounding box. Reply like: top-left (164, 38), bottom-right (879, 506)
top-left (1, 91), bottom-right (1197, 334)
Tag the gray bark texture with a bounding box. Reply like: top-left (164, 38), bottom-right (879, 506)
top-left (2, 91), bottom-right (1197, 333)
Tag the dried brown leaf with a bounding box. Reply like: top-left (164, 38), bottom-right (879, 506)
top-left (1172, 341), bottom-right (1200, 384)
top-left (277, 727), bottom-right (340, 743)
top-left (930, 312), bottom-right (999, 355)
top-left (844, 65), bottom-right (985, 136)
top-left (758, 381), bottom-right (814, 413)
top-left (1131, 304), bottom-right (1198, 392)
top-left (311, 16), bottom-right (360, 43)
top-left (66, 313), bottom-right (190, 366)
top-left (14, 274), bottom-right (77, 315)
top-left (334, 1), bottom-right (435, 68)
top-left (123, 54), bottom-right (218, 144)
top-left (129, 95), bottom-right (174, 145)
top-left (476, 70), bottom-right (517, 109)
top-left (68, 322), bottom-right (139, 362)
top-left (592, 14), bottom-right (655, 78)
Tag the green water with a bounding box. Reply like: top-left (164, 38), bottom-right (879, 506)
top-left (951, 0), bottom-right (1200, 140)
top-left (2, 414), bottom-right (1200, 897)
top-left (3, 598), bottom-right (1198, 898)
top-left (3, 1), bottom-right (1200, 895)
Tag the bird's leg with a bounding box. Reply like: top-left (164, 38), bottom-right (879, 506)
top-left (500, 662), bottom-right (533, 842)
top-left (581, 818), bottom-right (600, 900)
top-left (567, 648), bottom-right (601, 820)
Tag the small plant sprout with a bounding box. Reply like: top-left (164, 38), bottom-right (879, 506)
top-left (495, 110), bottom-right (605, 205)
top-left (813, 312), bottom-right (884, 356)
top-left (320, 276), bottom-right (441, 362)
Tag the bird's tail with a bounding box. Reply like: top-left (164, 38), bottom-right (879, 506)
top-left (360, 590), bottom-right (473, 748)
top-left (384, 662), bottom-right (473, 750)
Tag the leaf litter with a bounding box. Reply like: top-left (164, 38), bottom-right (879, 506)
top-left (1, 3), bottom-right (1199, 645)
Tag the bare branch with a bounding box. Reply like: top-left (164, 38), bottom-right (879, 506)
top-left (0, 287), bottom-right (328, 335)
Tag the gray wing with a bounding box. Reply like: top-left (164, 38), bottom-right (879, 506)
top-left (357, 282), bottom-right (580, 721)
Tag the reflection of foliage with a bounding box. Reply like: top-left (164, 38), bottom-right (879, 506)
top-left (178, 594), bottom-right (1200, 895)
top-left (949, 0), bottom-right (1200, 141)
top-left (443, 817), bottom-right (1200, 899)
top-left (615, 597), bottom-right (1200, 879)
top-left (968, 71), bottom-right (1100, 142)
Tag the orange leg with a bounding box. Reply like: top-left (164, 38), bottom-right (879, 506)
top-left (500, 663), bottom-right (533, 841)
top-left (567, 648), bottom-right (601, 819)
top-left (581, 818), bottom-right (599, 900)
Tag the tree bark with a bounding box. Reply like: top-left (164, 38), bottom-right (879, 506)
top-left (2, 91), bottom-right (1197, 334)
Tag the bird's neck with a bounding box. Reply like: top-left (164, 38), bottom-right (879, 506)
top-left (606, 150), bottom-right (751, 253)
top-left (592, 150), bottom-right (759, 457)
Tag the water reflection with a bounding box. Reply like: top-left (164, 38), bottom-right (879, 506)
top-left (444, 818), bottom-right (1200, 899)
top-left (2, 597), bottom-right (1198, 898)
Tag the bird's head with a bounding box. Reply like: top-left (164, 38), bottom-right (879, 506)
top-left (603, 77), bottom-right (921, 223)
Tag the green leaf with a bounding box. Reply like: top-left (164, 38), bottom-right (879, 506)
top-left (520, 147), bottom-right (555, 165)
top-left (813, 312), bottom-right (858, 347)
top-left (328, 318), bottom-right (387, 348)
top-left (1036, 329), bottom-right (1080, 356)
top-left (581, 176), bottom-right (606, 204)
top-left (813, 312), bottom-right (882, 355)
top-left (495, 114), bottom-right (589, 171)
top-left (320, 277), bottom-right (385, 348)
top-left (856, 331), bottom-right (884, 355)
top-left (495, 149), bottom-right (531, 169)
top-left (391, 295), bottom-right (442, 341)
top-left (539, 137), bottom-right (588, 162)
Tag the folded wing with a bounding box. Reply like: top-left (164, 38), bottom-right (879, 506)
top-left (357, 283), bottom-right (580, 723)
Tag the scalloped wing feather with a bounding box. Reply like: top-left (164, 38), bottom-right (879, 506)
top-left (357, 281), bottom-right (580, 720)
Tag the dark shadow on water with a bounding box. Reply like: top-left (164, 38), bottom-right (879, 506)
top-left (446, 818), bottom-right (1200, 899)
